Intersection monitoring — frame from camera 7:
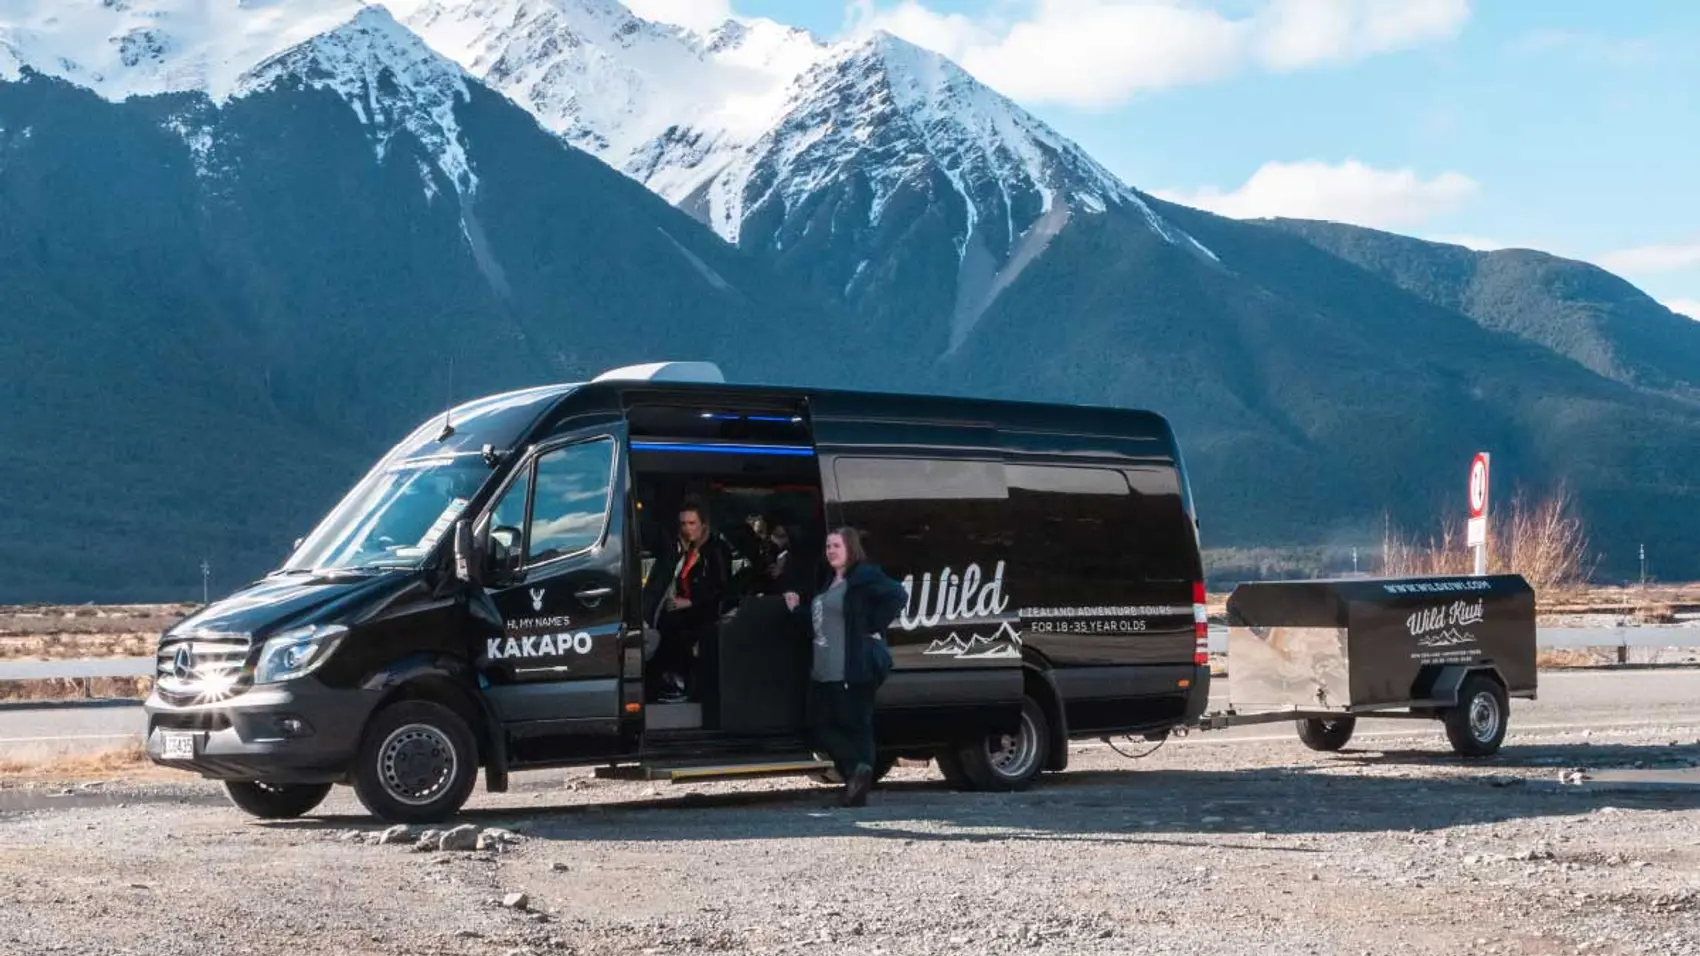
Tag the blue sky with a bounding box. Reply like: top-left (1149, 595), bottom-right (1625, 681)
top-left (628, 0), bottom-right (1700, 317)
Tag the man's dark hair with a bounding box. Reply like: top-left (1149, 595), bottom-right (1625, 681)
top-left (680, 494), bottom-right (710, 527)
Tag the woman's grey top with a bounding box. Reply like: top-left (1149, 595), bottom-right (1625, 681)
top-left (810, 577), bottom-right (848, 683)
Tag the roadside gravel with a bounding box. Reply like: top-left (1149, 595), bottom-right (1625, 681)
top-left (3, 723), bottom-right (1699, 956)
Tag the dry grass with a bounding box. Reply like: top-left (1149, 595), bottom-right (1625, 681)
top-left (0, 739), bottom-right (150, 778)
top-left (1535, 647), bottom-right (1614, 669)
top-left (0, 604), bottom-right (194, 638)
top-left (0, 676), bottom-right (153, 703)
top-left (1381, 483), bottom-right (1595, 593)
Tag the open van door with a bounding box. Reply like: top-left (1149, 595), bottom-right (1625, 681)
top-left (473, 422), bottom-right (633, 764)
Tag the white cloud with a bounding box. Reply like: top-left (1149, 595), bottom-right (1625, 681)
top-left (1596, 243), bottom-right (1700, 275)
top-left (1154, 159), bottom-right (1479, 229)
top-left (1663, 299), bottom-right (1700, 320)
top-left (850, 0), bottom-right (1470, 109)
top-left (624, 0), bottom-right (737, 32)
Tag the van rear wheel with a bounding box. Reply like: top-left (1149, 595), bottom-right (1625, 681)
top-left (223, 781), bottom-right (332, 820)
top-left (950, 696), bottom-right (1050, 792)
top-left (352, 700), bottom-right (479, 824)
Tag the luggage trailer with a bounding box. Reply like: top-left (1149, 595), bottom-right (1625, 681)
top-left (1183, 574), bottom-right (1538, 757)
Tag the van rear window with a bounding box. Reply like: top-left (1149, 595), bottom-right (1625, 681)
top-left (1008, 463), bottom-right (1195, 586)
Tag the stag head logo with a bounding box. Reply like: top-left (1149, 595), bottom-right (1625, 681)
top-left (529, 587), bottom-right (546, 612)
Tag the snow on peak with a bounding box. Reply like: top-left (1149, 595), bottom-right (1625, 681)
top-left (0, 0), bottom-right (373, 102)
top-left (240, 5), bottom-right (478, 197)
top-left (393, 0), bottom-right (821, 164)
top-left (0, 2), bottom-right (480, 198)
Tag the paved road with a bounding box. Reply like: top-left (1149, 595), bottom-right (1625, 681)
top-left (3, 669), bottom-right (1697, 761)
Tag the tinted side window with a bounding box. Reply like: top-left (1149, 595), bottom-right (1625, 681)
top-left (490, 465), bottom-right (532, 539)
top-left (528, 438), bottom-right (616, 564)
top-left (832, 456), bottom-right (1011, 580)
top-left (1005, 464), bottom-right (1133, 605)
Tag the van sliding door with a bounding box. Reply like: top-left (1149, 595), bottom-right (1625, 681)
top-left (812, 402), bottom-right (1023, 743)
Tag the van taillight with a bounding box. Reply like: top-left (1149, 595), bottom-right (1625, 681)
top-left (1192, 582), bottom-right (1209, 665)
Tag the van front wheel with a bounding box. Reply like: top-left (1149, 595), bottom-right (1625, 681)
top-left (952, 696), bottom-right (1050, 792)
top-left (224, 781), bottom-right (332, 819)
top-left (352, 700), bottom-right (480, 824)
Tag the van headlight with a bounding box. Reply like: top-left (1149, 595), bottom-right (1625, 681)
top-left (254, 625), bottom-right (348, 684)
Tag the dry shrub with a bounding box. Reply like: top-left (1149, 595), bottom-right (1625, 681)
top-left (1634, 604), bottom-right (1677, 625)
top-left (1382, 483), bottom-right (1595, 592)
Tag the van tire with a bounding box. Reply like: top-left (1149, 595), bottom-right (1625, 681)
top-left (1444, 673), bottom-right (1509, 757)
top-left (934, 749), bottom-right (974, 790)
top-left (1296, 716), bottom-right (1356, 752)
top-left (951, 696), bottom-right (1051, 792)
top-left (223, 781), bottom-right (332, 819)
top-left (352, 700), bottom-right (480, 824)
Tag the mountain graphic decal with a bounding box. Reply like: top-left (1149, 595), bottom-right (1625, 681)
top-left (924, 622), bottom-right (1023, 659)
top-left (1415, 628), bottom-right (1477, 648)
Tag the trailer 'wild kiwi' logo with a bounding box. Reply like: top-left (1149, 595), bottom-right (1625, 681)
top-left (898, 561), bottom-right (1022, 659)
top-left (1407, 598), bottom-right (1485, 648)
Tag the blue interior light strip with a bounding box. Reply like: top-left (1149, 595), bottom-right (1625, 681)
top-left (630, 441), bottom-right (815, 457)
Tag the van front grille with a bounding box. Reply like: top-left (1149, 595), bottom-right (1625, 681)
top-left (155, 633), bottom-right (254, 702)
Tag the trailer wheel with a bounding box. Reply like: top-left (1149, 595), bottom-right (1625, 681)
top-left (1444, 673), bottom-right (1509, 757)
top-left (1296, 716), bottom-right (1357, 752)
top-left (223, 781), bottom-right (332, 820)
top-left (951, 696), bottom-right (1051, 792)
top-left (352, 700), bottom-right (480, 824)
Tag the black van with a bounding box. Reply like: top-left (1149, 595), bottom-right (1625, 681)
top-left (144, 362), bottom-right (1211, 822)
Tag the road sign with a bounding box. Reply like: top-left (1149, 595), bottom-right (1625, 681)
top-left (1466, 516), bottom-right (1487, 547)
top-left (1468, 453), bottom-right (1490, 519)
top-left (1467, 453), bottom-right (1490, 574)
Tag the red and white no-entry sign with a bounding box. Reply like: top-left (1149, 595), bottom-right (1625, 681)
top-left (1468, 453), bottom-right (1490, 519)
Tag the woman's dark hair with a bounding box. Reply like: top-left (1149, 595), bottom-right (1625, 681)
top-left (829, 526), bottom-right (869, 568)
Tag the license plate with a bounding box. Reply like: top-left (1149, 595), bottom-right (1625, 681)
top-left (161, 732), bottom-right (196, 760)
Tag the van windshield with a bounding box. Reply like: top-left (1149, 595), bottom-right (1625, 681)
top-left (279, 384), bottom-right (575, 573)
top-left (282, 454), bottom-right (495, 572)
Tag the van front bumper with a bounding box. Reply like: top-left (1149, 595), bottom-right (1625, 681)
top-left (143, 680), bottom-right (380, 785)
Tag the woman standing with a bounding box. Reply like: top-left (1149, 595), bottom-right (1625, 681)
top-left (785, 527), bottom-right (907, 807)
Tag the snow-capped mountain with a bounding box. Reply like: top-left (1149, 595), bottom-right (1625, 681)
top-left (391, 0), bottom-right (818, 166)
top-left (3, 0), bottom-right (1207, 354)
top-left (241, 6), bottom-right (478, 196)
top-left (388, 0), bottom-right (1208, 353)
top-left (0, 0), bottom-right (370, 100)
top-left (0, 2), bottom-right (479, 198)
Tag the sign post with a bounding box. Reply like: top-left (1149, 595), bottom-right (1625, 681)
top-left (1466, 453), bottom-right (1490, 575)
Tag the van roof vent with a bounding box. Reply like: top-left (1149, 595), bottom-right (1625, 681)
top-left (592, 361), bottom-right (726, 384)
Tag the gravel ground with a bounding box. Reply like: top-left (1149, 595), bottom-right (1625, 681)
top-left (4, 722), bottom-right (1700, 956)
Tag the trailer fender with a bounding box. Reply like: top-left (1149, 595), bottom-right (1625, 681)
top-left (1427, 664), bottom-right (1507, 708)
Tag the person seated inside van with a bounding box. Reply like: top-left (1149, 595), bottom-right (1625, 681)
top-left (641, 497), bottom-right (733, 703)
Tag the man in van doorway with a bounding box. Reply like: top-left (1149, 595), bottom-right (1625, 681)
top-left (643, 496), bottom-right (732, 703)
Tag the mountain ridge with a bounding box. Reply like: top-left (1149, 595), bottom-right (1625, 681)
top-left (2, 0), bottom-right (1699, 598)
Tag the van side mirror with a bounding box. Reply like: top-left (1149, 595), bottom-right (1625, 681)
top-left (452, 520), bottom-right (483, 586)
top-left (485, 526), bottom-right (523, 585)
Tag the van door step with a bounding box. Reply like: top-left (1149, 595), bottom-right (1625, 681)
top-left (594, 758), bottom-right (833, 784)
